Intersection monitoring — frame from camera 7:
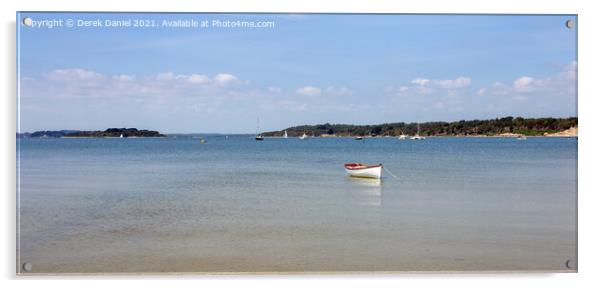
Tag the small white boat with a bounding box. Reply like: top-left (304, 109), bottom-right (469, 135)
top-left (119, 133), bottom-right (124, 138)
top-left (398, 134), bottom-right (408, 140)
top-left (299, 133), bottom-right (308, 140)
top-left (344, 163), bottom-right (383, 179)
top-left (283, 130), bottom-right (288, 138)
top-left (354, 136), bottom-right (364, 140)
top-left (517, 135), bottom-right (527, 140)
top-left (410, 123), bottom-right (426, 140)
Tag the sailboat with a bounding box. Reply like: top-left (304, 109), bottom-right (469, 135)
top-left (255, 117), bottom-right (264, 141)
top-left (283, 130), bottom-right (288, 138)
top-left (410, 123), bottom-right (426, 140)
top-left (398, 133), bottom-right (408, 140)
top-left (299, 133), bottom-right (308, 140)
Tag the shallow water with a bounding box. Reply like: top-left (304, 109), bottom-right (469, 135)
top-left (17, 136), bottom-right (577, 273)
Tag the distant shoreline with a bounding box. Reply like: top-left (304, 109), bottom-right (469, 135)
top-left (21, 130), bottom-right (578, 139)
top-left (259, 133), bottom-right (577, 139)
top-left (261, 117), bottom-right (578, 138)
top-left (17, 117), bottom-right (579, 139)
top-left (17, 127), bottom-right (165, 138)
top-left (60, 136), bottom-right (167, 139)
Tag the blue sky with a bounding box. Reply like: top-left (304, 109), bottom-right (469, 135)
top-left (18, 13), bottom-right (577, 133)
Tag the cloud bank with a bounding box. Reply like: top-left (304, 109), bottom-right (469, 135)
top-left (19, 62), bottom-right (576, 133)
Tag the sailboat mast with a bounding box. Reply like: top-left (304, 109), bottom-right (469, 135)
top-left (255, 117), bottom-right (264, 140)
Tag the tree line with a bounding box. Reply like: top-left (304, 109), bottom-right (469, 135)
top-left (19, 128), bottom-right (164, 138)
top-left (261, 117), bottom-right (578, 137)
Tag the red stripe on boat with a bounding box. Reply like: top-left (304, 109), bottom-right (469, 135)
top-left (344, 163), bottom-right (383, 170)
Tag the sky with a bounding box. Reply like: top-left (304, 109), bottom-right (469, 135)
top-left (18, 13), bottom-right (577, 133)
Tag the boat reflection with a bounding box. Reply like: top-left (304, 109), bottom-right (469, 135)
top-left (345, 177), bottom-right (383, 207)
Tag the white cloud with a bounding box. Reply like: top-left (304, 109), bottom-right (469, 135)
top-left (384, 61), bottom-right (576, 119)
top-left (478, 61), bottom-right (576, 116)
top-left (296, 86), bottom-right (321, 96)
top-left (28, 69), bottom-right (250, 105)
top-left (214, 73), bottom-right (238, 86)
top-left (411, 78), bottom-right (430, 86)
top-left (477, 88), bottom-right (487, 96)
top-left (46, 68), bottom-right (104, 81)
top-left (113, 74), bottom-right (134, 82)
top-left (513, 76), bottom-right (551, 93)
top-left (186, 74), bottom-right (210, 84)
top-left (156, 72), bottom-right (236, 86)
top-left (31, 70), bottom-right (353, 120)
top-left (437, 76), bottom-right (471, 89)
top-left (401, 76), bottom-right (471, 95)
top-left (325, 86), bottom-right (352, 96)
top-left (513, 76), bottom-right (535, 92)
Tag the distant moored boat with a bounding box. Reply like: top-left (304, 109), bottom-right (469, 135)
top-left (299, 133), bottom-right (308, 140)
top-left (344, 163), bottom-right (383, 179)
top-left (410, 123), bottom-right (426, 140)
top-left (255, 117), bottom-right (264, 141)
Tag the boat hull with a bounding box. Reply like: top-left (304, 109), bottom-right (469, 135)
top-left (344, 163), bottom-right (383, 179)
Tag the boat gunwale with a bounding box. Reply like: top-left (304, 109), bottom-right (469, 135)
top-left (344, 163), bottom-right (383, 170)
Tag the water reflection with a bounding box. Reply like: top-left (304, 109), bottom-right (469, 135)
top-left (345, 177), bottom-right (383, 207)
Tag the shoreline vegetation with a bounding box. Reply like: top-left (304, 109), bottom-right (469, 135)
top-left (261, 117), bottom-right (578, 138)
top-left (17, 128), bottom-right (165, 138)
top-left (16, 117), bottom-right (578, 139)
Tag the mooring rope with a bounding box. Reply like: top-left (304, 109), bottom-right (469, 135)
top-left (383, 165), bottom-right (401, 180)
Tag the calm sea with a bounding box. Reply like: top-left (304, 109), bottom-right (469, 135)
top-left (17, 136), bottom-right (577, 273)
